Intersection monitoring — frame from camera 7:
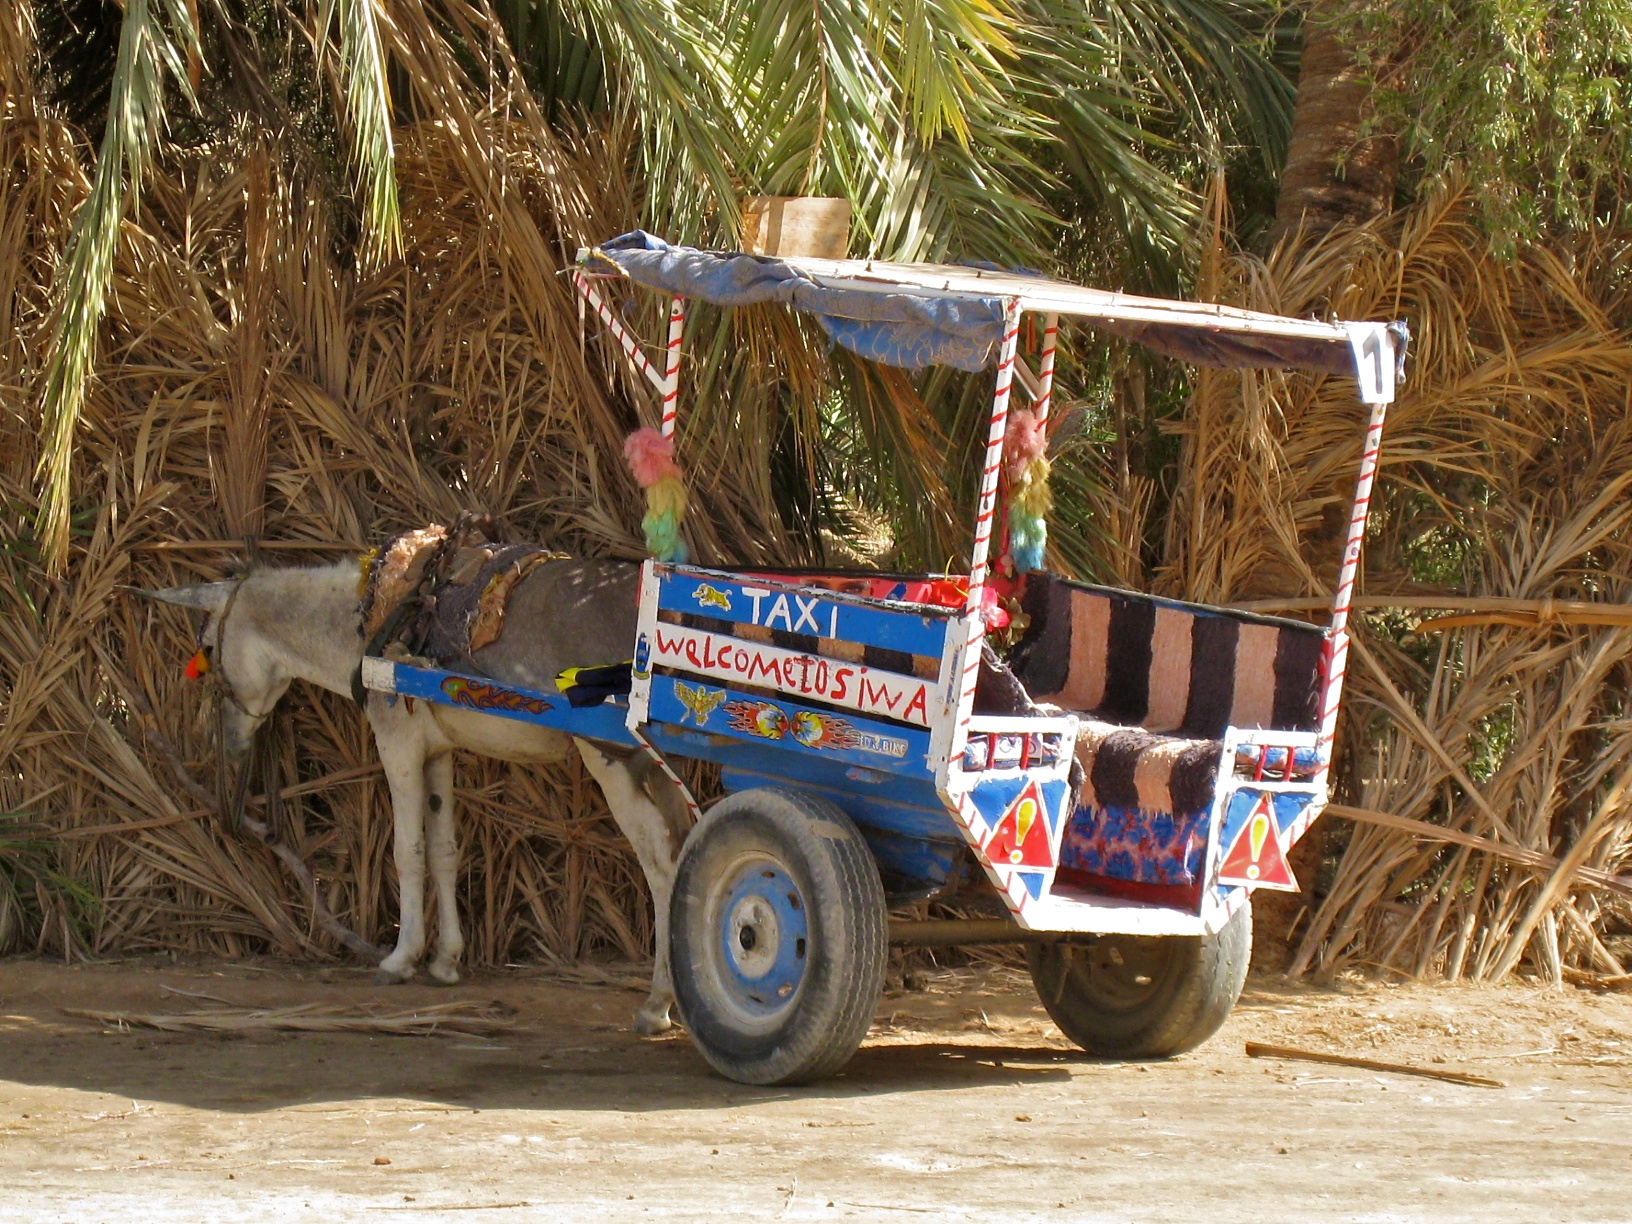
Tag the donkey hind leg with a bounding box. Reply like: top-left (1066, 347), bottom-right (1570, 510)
top-left (575, 738), bottom-right (681, 1035)
top-left (424, 752), bottom-right (465, 985)
top-left (375, 731), bottom-right (430, 985)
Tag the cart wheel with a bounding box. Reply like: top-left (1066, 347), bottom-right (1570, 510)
top-left (1026, 901), bottom-right (1251, 1059)
top-left (669, 787), bottom-right (886, 1085)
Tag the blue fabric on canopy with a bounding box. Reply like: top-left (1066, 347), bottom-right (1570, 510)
top-left (586, 231), bottom-right (1007, 372)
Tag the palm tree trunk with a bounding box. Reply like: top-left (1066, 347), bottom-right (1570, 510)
top-left (1255, 2), bottom-right (1399, 971)
top-left (1269, 0), bottom-right (1398, 248)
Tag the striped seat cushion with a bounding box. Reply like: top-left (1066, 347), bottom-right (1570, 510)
top-left (1011, 576), bottom-right (1326, 888)
top-left (1011, 575), bottom-right (1326, 738)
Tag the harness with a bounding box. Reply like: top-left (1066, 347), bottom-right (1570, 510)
top-left (196, 574), bottom-right (288, 843)
top-left (201, 575), bottom-right (253, 718)
top-left (352, 515), bottom-right (567, 696)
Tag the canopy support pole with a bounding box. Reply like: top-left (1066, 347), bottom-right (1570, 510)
top-left (951, 298), bottom-right (1024, 749)
top-left (1313, 395), bottom-right (1390, 787)
top-left (967, 299), bottom-right (1023, 609)
top-left (1034, 313), bottom-right (1059, 428)
top-left (574, 272), bottom-right (668, 396)
top-left (660, 296), bottom-right (686, 438)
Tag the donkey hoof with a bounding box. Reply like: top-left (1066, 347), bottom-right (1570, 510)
top-left (632, 1007), bottom-right (674, 1036)
top-left (427, 963), bottom-right (461, 986)
top-left (374, 965), bottom-right (413, 986)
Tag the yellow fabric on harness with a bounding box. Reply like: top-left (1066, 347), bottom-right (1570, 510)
top-left (555, 662), bottom-right (634, 709)
top-left (555, 664), bottom-right (629, 693)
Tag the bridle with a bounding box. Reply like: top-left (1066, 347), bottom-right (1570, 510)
top-left (198, 575), bottom-right (285, 843)
top-left (200, 574), bottom-right (254, 719)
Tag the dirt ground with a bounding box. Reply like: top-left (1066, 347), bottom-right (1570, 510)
top-left (0, 956), bottom-right (1627, 1223)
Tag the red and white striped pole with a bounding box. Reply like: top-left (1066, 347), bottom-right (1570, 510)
top-left (1315, 395), bottom-right (1390, 770)
top-left (1033, 313), bottom-right (1059, 429)
top-left (573, 272), bottom-right (667, 394)
top-left (966, 299), bottom-right (1023, 611)
top-left (953, 299), bottom-right (1024, 746)
top-left (660, 296), bottom-right (686, 439)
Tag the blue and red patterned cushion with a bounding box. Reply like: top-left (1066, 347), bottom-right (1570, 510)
top-left (1057, 720), bottom-right (1221, 885)
top-left (1060, 804), bottom-right (1210, 885)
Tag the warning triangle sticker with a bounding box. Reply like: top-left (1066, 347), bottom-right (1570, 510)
top-left (1217, 793), bottom-right (1298, 892)
top-left (982, 779), bottom-right (1053, 869)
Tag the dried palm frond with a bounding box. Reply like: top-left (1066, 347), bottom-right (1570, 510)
top-left (1139, 178), bottom-right (1632, 981)
top-left (64, 1000), bottom-right (515, 1036)
top-left (320, 0), bottom-right (402, 263)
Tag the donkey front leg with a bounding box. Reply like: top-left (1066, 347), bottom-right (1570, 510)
top-left (375, 732), bottom-right (430, 985)
top-left (423, 751), bottom-right (465, 985)
top-left (575, 739), bottom-right (681, 1035)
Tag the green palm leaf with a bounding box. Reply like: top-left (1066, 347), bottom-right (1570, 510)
top-left (551, 0), bottom-right (745, 238)
top-left (318, 0), bottom-right (403, 262)
top-left (35, 0), bottom-right (199, 571)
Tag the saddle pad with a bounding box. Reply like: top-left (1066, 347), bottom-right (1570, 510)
top-left (358, 517), bottom-right (566, 666)
top-left (422, 542), bottom-right (566, 661)
top-left (358, 525), bottom-right (447, 639)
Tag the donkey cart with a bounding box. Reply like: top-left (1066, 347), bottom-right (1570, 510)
top-left (358, 234), bottom-right (1407, 1085)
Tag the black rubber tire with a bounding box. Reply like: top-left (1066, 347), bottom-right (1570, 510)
top-left (1025, 902), bottom-right (1252, 1058)
top-left (669, 787), bottom-right (887, 1085)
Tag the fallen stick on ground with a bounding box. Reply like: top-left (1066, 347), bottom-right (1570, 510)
top-left (1562, 966), bottom-right (1632, 991)
top-left (158, 984), bottom-right (241, 1006)
top-left (1244, 1041), bottom-right (1506, 1089)
top-left (63, 1001), bottom-right (515, 1038)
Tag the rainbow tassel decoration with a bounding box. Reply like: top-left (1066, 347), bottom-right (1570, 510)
top-left (624, 427), bottom-right (689, 563)
top-left (1003, 407), bottom-right (1052, 573)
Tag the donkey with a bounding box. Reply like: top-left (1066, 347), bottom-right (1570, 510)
top-left (150, 557), bottom-right (686, 1034)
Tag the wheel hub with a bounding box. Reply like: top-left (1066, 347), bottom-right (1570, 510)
top-left (1083, 937), bottom-right (1168, 1007)
top-left (709, 855), bottom-right (810, 1025)
top-left (728, 893), bottom-right (780, 979)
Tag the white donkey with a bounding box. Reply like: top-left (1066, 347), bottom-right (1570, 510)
top-left (151, 558), bottom-right (687, 1034)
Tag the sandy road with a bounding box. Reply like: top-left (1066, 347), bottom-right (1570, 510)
top-left (0, 957), bottom-right (1627, 1222)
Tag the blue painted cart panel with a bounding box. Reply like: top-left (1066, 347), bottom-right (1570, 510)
top-left (639, 718), bottom-right (951, 836)
top-left (645, 673), bottom-right (935, 774)
top-left (361, 658), bottom-right (636, 747)
top-left (658, 567), bottom-right (954, 658)
top-left (717, 766), bottom-right (957, 844)
top-left (640, 705), bottom-right (964, 893)
top-left (1219, 786), bottom-right (1315, 848)
top-left (719, 765), bottom-right (965, 896)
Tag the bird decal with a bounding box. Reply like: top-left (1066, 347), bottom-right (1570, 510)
top-left (674, 680), bottom-right (727, 726)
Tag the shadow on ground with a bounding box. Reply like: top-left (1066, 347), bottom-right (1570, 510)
top-left (0, 956), bottom-right (1095, 1115)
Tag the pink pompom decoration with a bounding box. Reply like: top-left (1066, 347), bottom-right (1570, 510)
top-left (978, 584), bottom-right (1011, 630)
top-left (1004, 407), bottom-right (1048, 481)
top-left (623, 427), bottom-right (683, 488)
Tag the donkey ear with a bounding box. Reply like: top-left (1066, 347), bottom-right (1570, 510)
top-left (138, 581), bottom-right (237, 611)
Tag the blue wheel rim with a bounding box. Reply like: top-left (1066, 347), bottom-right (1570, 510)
top-left (707, 853), bottom-right (810, 1026)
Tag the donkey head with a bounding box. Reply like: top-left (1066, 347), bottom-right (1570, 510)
top-left (146, 580), bottom-right (294, 765)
